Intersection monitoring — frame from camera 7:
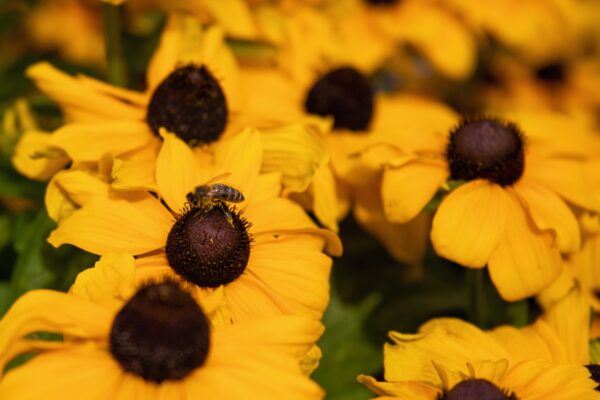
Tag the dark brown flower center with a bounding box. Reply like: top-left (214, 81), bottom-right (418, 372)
top-left (166, 204), bottom-right (251, 288)
top-left (439, 379), bottom-right (518, 400)
top-left (446, 117), bottom-right (525, 186)
top-left (147, 65), bottom-right (228, 146)
top-left (305, 67), bottom-right (374, 131)
top-left (586, 364), bottom-right (600, 390)
top-left (110, 281), bottom-right (210, 383)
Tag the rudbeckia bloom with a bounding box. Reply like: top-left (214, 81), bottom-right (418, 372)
top-left (239, 49), bottom-right (434, 265)
top-left (313, 0), bottom-right (477, 80)
top-left (14, 12), bottom-right (331, 229)
top-left (0, 256), bottom-right (324, 399)
top-left (359, 287), bottom-right (600, 399)
top-left (361, 98), bottom-right (600, 300)
top-left (47, 129), bottom-right (341, 324)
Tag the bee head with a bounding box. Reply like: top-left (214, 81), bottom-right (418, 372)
top-left (186, 192), bottom-right (199, 207)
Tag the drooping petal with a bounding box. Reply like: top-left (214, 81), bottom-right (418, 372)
top-left (50, 121), bottom-right (152, 162)
top-left (0, 347), bottom-right (122, 400)
top-left (156, 130), bottom-right (203, 212)
top-left (11, 131), bottom-right (69, 181)
top-left (358, 375), bottom-right (441, 398)
top-left (488, 190), bottom-right (562, 301)
top-left (431, 180), bottom-right (510, 268)
top-left (382, 160), bottom-right (448, 223)
top-left (515, 177), bottom-right (581, 253)
top-left (48, 196), bottom-right (172, 255)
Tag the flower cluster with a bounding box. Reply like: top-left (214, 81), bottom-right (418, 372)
top-left (1, 0), bottom-right (600, 399)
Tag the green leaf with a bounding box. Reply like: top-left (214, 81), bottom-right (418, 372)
top-left (590, 338), bottom-right (600, 364)
top-left (313, 294), bottom-right (382, 400)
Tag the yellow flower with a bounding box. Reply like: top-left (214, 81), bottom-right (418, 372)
top-left (0, 259), bottom-right (324, 399)
top-left (25, 0), bottom-right (105, 66)
top-left (319, 0), bottom-right (477, 80)
top-left (359, 288), bottom-right (599, 399)
top-left (47, 129), bottom-right (341, 324)
top-left (15, 12), bottom-right (331, 229)
top-left (444, 0), bottom-right (588, 66)
top-left (363, 97), bottom-right (600, 300)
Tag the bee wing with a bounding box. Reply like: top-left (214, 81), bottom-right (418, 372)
top-left (202, 172), bottom-right (232, 186)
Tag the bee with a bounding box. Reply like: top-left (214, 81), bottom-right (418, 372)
top-left (186, 173), bottom-right (245, 226)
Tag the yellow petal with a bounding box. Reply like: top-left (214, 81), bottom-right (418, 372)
top-left (431, 180), bottom-right (510, 268)
top-left (379, 2), bottom-right (476, 79)
top-left (541, 287), bottom-right (591, 364)
top-left (0, 290), bottom-right (110, 364)
top-left (382, 160), bottom-right (448, 223)
top-left (248, 197), bottom-right (342, 256)
top-left (48, 195), bottom-right (172, 255)
top-left (0, 347), bottom-right (121, 400)
top-left (526, 156), bottom-right (600, 213)
top-left (249, 234), bottom-right (332, 320)
top-left (515, 177), bottom-right (581, 253)
top-left (156, 130), bottom-right (203, 212)
top-left (354, 184), bottom-right (429, 267)
top-left (358, 375), bottom-right (441, 398)
top-left (260, 124), bottom-right (327, 193)
top-left (69, 254), bottom-right (136, 308)
top-left (11, 131), bottom-right (69, 181)
top-left (52, 169), bottom-right (110, 207)
top-left (214, 128), bottom-right (263, 201)
top-left (384, 318), bottom-right (508, 384)
top-left (311, 162), bottom-right (339, 232)
top-left (26, 62), bottom-right (144, 122)
top-left (502, 360), bottom-right (599, 400)
top-left (488, 191), bottom-right (561, 301)
top-left (488, 322), bottom-right (565, 364)
top-left (193, 0), bottom-right (257, 39)
top-left (111, 144), bottom-right (160, 192)
top-left (50, 121), bottom-right (152, 162)
top-left (225, 273), bottom-right (293, 322)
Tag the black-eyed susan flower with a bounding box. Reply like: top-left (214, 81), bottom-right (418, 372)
top-left (359, 98), bottom-right (600, 300)
top-left (359, 287), bottom-right (600, 399)
top-left (0, 255), bottom-right (324, 399)
top-left (24, 0), bottom-right (105, 66)
top-left (14, 12), bottom-right (331, 229)
top-left (46, 129), bottom-right (341, 324)
top-left (317, 0), bottom-right (477, 81)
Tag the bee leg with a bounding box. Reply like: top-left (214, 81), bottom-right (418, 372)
top-left (222, 207), bottom-right (235, 228)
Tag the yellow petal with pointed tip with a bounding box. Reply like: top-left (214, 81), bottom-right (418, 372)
top-left (432, 180), bottom-right (510, 268)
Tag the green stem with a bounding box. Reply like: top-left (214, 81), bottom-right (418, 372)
top-left (467, 269), bottom-right (486, 328)
top-left (102, 3), bottom-right (127, 87)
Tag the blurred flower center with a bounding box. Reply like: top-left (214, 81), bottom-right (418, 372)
top-left (147, 65), bottom-right (228, 146)
top-left (446, 118), bottom-right (525, 186)
top-left (304, 66), bottom-right (374, 131)
top-left (109, 281), bottom-right (210, 383)
top-left (586, 365), bottom-right (600, 390)
top-left (442, 378), bottom-right (518, 400)
top-left (166, 205), bottom-right (251, 288)
top-left (364, 0), bottom-right (400, 5)
top-left (535, 62), bottom-right (567, 85)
